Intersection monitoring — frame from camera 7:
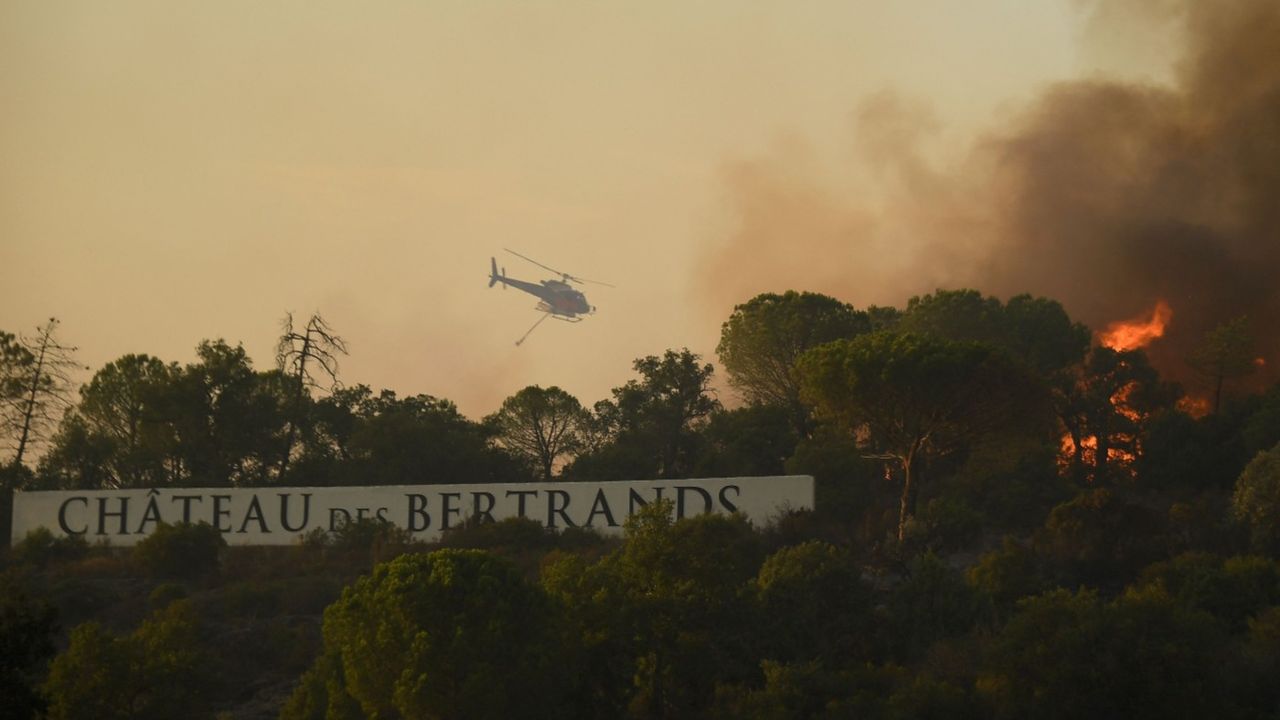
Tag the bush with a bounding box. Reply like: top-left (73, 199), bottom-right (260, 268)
top-left (302, 517), bottom-right (420, 568)
top-left (133, 522), bottom-right (226, 579)
top-left (10, 528), bottom-right (88, 568)
top-left (147, 583), bottom-right (188, 611)
top-left (1232, 443), bottom-right (1280, 554)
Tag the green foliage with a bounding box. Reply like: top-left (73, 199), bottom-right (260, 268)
top-left (543, 501), bottom-right (764, 718)
top-left (147, 582), bottom-right (188, 611)
top-left (1136, 553), bottom-right (1280, 630)
top-left (1137, 409), bottom-right (1246, 493)
top-left (299, 386), bottom-right (531, 487)
top-left (278, 651), bottom-right (363, 720)
top-left (1188, 316), bottom-right (1258, 414)
top-left (1035, 488), bottom-right (1166, 588)
top-left (916, 497), bottom-right (984, 554)
top-left (900, 289), bottom-right (1090, 376)
top-left (316, 549), bottom-right (570, 719)
top-left (798, 331), bottom-right (1051, 540)
top-left (709, 660), bottom-right (902, 720)
top-left (0, 575), bottom-right (58, 720)
top-left (133, 522), bottom-right (226, 578)
top-left (755, 541), bottom-right (874, 664)
top-left (1232, 443), bottom-right (1280, 553)
top-left (10, 527), bottom-right (88, 568)
top-left (716, 291), bottom-right (871, 433)
top-left (485, 385), bottom-right (589, 481)
top-left (439, 514), bottom-right (602, 554)
top-left (966, 537), bottom-right (1047, 619)
top-left (979, 587), bottom-right (1229, 720)
top-left (1239, 383), bottom-right (1280, 458)
top-left (885, 553), bottom-right (983, 661)
top-left (570, 349), bottom-right (720, 481)
top-left (301, 516), bottom-right (421, 569)
top-left (695, 405), bottom-right (799, 477)
top-left (44, 601), bottom-right (210, 720)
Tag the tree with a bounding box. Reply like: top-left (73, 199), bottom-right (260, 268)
top-left (1058, 347), bottom-right (1178, 485)
top-left (312, 549), bottom-right (570, 719)
top-left (303, 387), bottom-right (529, 486)
top-left (168, 340), bottom-right (288, 487)
top-left (716, 291), bottom-right (870, 434)
top-left (978, 587), bottom-right (1228, 720)
top-left (0, 331), bottom-right (36, 459)
top-left (1232, 443), bottom-right (1280, 553)
top-left (543, 501), bottom-right (763, 718)
top-left (132, 522), bottom-right (226, 579)
top-left (276, 313), bottom-right (347, 482)
top-left (899, 290), bottom-right (1090, 377)
top-left (571, 349), bottom-right (720, 480)
top-left (694, 405), bottom-right (798, 478)
top-left (1, 319), bottom-right (81, 469)
top-left (0, 577), bottom-right (58, 720)
top-left (798, 331), bottom-right (1049, 541)
top-left (1033, 488), bottom-right (1165, 589)
top-left (39, 355), bottom-right (178, 488)
top-left (753, 541), bottom-right (873, 664)
top-left (486, 386), bottom-right (589, 481)
top-left (43, 601), bottom-right (209, 720)
top-left (1188, 316), bottom-right (1258, 414)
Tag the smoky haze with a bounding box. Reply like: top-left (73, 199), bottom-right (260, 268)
top-left (698, 0), bottom-right (1280, 396)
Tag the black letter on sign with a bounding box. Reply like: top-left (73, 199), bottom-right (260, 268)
top-left (212, 495), bottom-right (233, 532)
top-left (279, 493), bottom-right (312, 532)
top-left (328, 508), bottom-right (351, 531)
top-left (676, 486), bottom-right (712, 519)
top-left (506, 490), bottom-right (538, 518)
top-left (471, 492), bottom-right (496, 524)
top-left (547, 490), bottom-right (577, 529)
top-left (136, 491), bottom-right (163, 534)
top-left (173, 495), bottom-right (203, 524)
top-left (629, 486), bottom-right (666, 514)
top-left (718, 485), bottom-right (740, 513)
top-left (406, 494), bottom-right (430, 532)
top-left (97, 497), bottom-right (129, 536)
top-left (441, 493), bottom-right (462, 531)
top-left (238, 495), bottom-right (269, 534)
top-left (58, 497), bottom-right (89, 536)
top-left (585, 489), bottom-right (618, 528)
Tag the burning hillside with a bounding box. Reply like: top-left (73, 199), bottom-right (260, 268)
top-left (700, 0), bottom-right (1280, 394)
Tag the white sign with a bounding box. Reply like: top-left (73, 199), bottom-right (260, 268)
top-left (10, 476), bottom-right (814, 546)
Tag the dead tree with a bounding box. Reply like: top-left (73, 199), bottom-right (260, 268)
top-left (275, 312), bottom-right (347, 481)
top-left (2, 318), bottom-right (81, 468)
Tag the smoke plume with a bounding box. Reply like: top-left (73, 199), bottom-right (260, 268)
top-left (699, 0), bottom-right (1280, 395)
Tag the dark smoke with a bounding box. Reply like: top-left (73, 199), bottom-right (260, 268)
top-left (699, 0), bottom-right (1280, 396)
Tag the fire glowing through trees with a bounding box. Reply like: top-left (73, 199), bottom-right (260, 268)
top-left (1099, 300), bottom-right (1173, 352)
top-left (1061, 299), bottom-right (1174, 482)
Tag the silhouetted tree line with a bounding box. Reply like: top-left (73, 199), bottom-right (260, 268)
top-left (3, 290), bottom-right (1280, 719)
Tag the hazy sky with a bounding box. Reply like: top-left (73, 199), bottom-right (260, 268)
top-left (0, 1), bottom-right (1182, 417)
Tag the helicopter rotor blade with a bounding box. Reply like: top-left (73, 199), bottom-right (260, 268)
top-left (568, 276), bottom-right (615, 288)
top-left (503, 248), bottom-right (615, 288)
top-left (504, 248), bottom-right (566, 278)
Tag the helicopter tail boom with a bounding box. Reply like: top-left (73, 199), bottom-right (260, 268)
top-left (488, 257), bottom-right (502, 288)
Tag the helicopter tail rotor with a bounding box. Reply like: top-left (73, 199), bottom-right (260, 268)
top-left (488, 257), bottom-right (505, 289)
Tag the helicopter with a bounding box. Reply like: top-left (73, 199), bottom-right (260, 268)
top-left (488, 248), bottom-right (614, 345)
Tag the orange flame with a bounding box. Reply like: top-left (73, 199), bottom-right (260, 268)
top-left (1177, 395), bottom-right (1211, 418)
top-left (1100, 299), bottom-right (1172, 351)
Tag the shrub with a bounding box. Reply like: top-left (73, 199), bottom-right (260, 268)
top-left (147, 583), bottom-right (188, 611)
top-left (133, 522), bottom-right (226, 579)
top-left (10, 527), bottom-right (88, 568)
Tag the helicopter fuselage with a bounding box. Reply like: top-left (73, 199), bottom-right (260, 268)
top-left (490, 267), bottom-right (593, 317)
